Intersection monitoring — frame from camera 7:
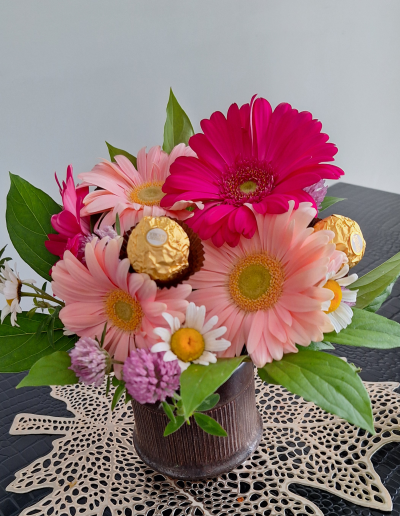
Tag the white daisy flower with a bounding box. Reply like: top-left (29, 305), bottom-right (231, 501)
top-left (0, 263), bottom-right (35, 327)
top-left (320, 251), bottom-right (358, 334)
top-left (151, 302), bottom-right (231, 371)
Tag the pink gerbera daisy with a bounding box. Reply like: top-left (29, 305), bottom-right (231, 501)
top-left (78, 144), bottom-right (198, 234)
top-left (188, 202), bottom-right (336, 367)
top-left (51, 237), bottom-right (191, 377)
top-left (161, 96), bottom-right (344, 247)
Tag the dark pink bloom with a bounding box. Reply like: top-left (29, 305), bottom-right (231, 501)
top-left (161, 96), bottom-right (344, 247)
top-left (123, 349), bottom-right (180, 404)
top-left (69, 336), bottom-right (111, 387)
top-left (45, 165), bottom-right (90, 261)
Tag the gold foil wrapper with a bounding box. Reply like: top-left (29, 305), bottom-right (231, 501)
top-left (127, 216), bottom-right (190, 281)
top-left (313, 214), bottom-right (366, 268)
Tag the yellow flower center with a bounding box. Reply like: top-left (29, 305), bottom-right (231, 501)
top-left (6, 299), bottom-right (13, 306)
top-left (323, 279), bottom-right (343, 313)
top-left (104, 290), bottom-right (143, 332)
top-left (129, 181), bottom-right (165, 206)
top-left (170, 328), bottom-right (205, 363)
top-left (239, 180), bottom-right (258, 194)
top-left (228, 253), bottom-right (285, 312)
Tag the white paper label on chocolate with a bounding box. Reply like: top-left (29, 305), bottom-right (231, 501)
top-left (146, 228), bottom-right (168, 247)
top-left (350, 232), bottom-right (364, 255)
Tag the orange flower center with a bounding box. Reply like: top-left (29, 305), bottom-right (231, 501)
top-left (228, 253), bottom-right (285, 312)
top-left (129, 181), bottom-right (165, 206)
top-left (170, 328), bottom-right (205, 362)
top-left (104, 290), bottom-right (143, 332)
top-left (323, 279), bottom-right (343, 313)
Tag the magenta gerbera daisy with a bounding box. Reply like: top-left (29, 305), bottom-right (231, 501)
top-left (161, 96), bottom-right (344, 247)
top-left (51, 236), bottom-right (191, 377)
top-left (188, 202), bottom-right (336, 367)
top-left (45, 165), bottom-right (90, 262)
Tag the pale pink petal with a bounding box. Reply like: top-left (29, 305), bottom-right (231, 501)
top-left (187, 203), bottom-right (336, 363)
top-left (128, 274), bottom-right (145, 296)
top-left (137, 276), bottom-right (158, 302)
top-left (246, 312), bottom-right (264, 354)
top-left (52, 236), bottom-right (189, 365)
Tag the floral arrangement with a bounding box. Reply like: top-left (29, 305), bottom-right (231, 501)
top-left (1, 90), bottom-right (400, 438)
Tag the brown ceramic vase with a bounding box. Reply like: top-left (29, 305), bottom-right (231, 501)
top-left (131, 361), bottom-right (263, 480)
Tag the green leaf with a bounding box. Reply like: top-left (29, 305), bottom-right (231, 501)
top-left (162, 88), bottom-right (194, 154)
top-left (0, 245), bottom-right (7, 259)
top-left (111, 383), bottom-right (125, 410)
top-left (162, 402), bottom-right (176, 423)
top-left (125, 392), bottom-right (132, 404)
top-left (27, 307), bottom-right (38, 319)
top-left (195, 393), bottom-right (220, 412)
top-left (319, 196), bottom-right (346, 212)
top-left (34, 314), bottom-right (51, 339)
top-left (106, 142), bottom-right (137, 169)
top-left (164, 416), bottom-right (185, 437)
top-left (180, 357), bottom-right (247, 418)
top-left (193, 413), bottom-right (228, 437)
top-left (100, 322), bottom-right (108, 347)
top-left (364, 276), bottom-right (400, 312)
top-left (0, 312), bottom-right (77, 372)
top-left (176, 399), bottom-right (184, 416)
top-left (47, 315), bottom-right (55, 348)
top-left (6, 174), bottom-right (61, 281)
top-left (0, 245), bottom-right (12, 268)
top-left (349, 252), bottom-right (400, 309)
top-left (112, 375), bottom-right (123, 387)
top-left (173, 392), bottom-right (181, 401)
top-left (297, 341), bottom-right (335, 352)
top-left (258, 351), bottom-right (374, 434)
top-left (324, 307), bottom-right (400, 348)
top-left (16, 351), bottom-right (78, 388)
top-left (115, 213), bottom-right (121, 236)
top-left (0, 257), bottom-right (11, 267)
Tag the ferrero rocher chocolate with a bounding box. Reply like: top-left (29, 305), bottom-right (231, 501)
top-left (127, 216), bottom-right (190, 281)
top-left (313, 214), bottom-right (366, 268)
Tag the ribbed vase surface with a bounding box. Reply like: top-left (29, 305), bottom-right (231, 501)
top-left (131, 361), bottom-right (263, 480)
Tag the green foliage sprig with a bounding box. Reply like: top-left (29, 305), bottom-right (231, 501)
top-left (319, 196), bottom-right (346, 212)
top-left (163, 88), bottom-right (194, 153)
top-left (6, 174), bottom-right (61, 281)
top-left (0, 312), bottom-right (76, 373)
top-left (106, 141), bottom-right (137, 169)
top-left (162, 392), bottom-right (227, 437)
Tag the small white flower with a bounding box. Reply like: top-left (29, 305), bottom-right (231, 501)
top-left (0, 263), bottom-right (35, 327)
top-left (151, 302), bottom-right (231, 371)
top-left (63, 328), bottom-right (76, 336)
top-left (320, 252), bottom-right (358, 334)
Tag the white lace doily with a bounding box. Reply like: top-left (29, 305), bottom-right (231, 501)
top-left (6, 377), bottom-right (400, 516)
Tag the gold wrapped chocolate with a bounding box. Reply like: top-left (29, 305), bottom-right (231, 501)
top-left (313, 214), bottom-right (366, 268)
top-left (127, 216), bottom-right (190, 280)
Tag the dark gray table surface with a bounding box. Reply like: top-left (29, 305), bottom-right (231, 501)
top-left (1, 182), bottom-right (400, 516)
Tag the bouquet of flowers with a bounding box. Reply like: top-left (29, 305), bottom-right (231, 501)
top-left (2, 90), bottom-right (400, 439)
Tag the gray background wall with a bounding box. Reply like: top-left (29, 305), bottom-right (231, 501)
top-left (1, 0), bottom-right (399, 284)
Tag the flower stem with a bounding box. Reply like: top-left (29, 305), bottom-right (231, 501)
top-left (21, 291), bottom-right (65, 307)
